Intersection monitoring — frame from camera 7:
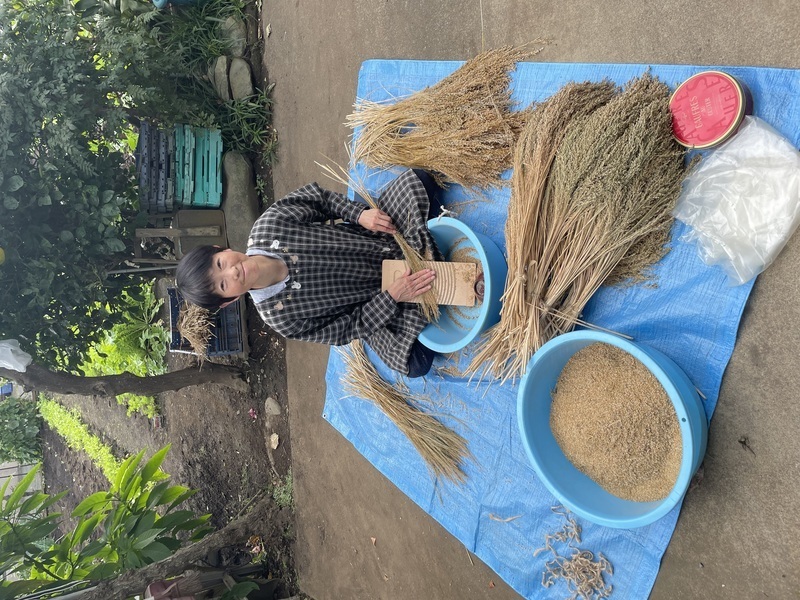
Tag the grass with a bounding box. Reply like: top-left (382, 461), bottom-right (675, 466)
top-left (271, 470), bottom-right (293, 509)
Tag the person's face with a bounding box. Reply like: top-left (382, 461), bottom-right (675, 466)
top-left (209, 249), bottom-right (252, 298)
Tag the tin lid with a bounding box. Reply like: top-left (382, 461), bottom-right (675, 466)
top-left (669, 71), bottom-right (746, 149)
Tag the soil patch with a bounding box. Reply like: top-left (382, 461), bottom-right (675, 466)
top-left (41, 292), bottom-right (300, 596)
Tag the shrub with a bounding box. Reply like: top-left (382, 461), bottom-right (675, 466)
top-left (0, 396), bottom-right (41, 463)
top-left (0, 447), bottom-right (211, 598)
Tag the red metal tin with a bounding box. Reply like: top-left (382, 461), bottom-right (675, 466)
top-left (669, 71), bottom-right (753, 149)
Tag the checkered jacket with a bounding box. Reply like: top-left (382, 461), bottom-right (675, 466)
top-left (247, 169), bottom-right (436, 374)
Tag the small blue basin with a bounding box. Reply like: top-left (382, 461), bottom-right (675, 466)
top-left (418, 217), bottom-right (508, 354)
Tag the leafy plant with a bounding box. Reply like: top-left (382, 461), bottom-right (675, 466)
top-left (219, 581), bottom-right (260, 600)
top-left (0, 447), bottom-right (212, 598)
top-left (150, 0), bottom-right (249, 74)
top-left (80, 282), bottom-right (168, 417)
top-left (0, 0), bottom-right (276, 371)
top-left (213, 90), bottom-right (278, 156)
top-left (0, 397), bottom-right (41, 464)
top-left (37, 398), bottom-right (121, 483)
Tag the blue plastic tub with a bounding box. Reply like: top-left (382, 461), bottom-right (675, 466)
top-left (516, 330), bottom-right (708, 529)
top-left (417, 217), bottom-right (507, 353)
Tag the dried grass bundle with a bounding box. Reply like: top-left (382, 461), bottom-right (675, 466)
top-left (347, 46), bottom-right (538, 190)
top-left (318, 158), bottom-right (439, 322)
top-left (177, 302), bottom-right (213, 359)
top-left (469, 74), bottom-right (687, 382)
top-left (341, 340), bottom-right (470, 483)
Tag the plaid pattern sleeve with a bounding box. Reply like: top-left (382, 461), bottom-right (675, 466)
top-left (263, 183), bottom-right (367, 226)
top-left (268, 289), bottom-right (398, 345)
top-left (247, 170), bottom-right (434, 374)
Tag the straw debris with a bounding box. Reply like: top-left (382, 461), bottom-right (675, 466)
top-left (341, 340), bottom-right (471, 483)
top-left (348, 46), bottom-right (538, 190)
top-left (468, 74), bottom-right (687, 382)
top-left (177, 302), bottom-right (213, 360)
top-left (536, 506), bottom-right (613, 600)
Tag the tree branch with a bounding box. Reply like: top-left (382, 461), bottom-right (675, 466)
top-left (0, 362), bottom-right (248, 397)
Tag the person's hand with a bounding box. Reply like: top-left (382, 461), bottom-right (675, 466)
top-left (358, 208), bottom-right (397, 234)
top-left (387, 268), bottom-right (436, 303)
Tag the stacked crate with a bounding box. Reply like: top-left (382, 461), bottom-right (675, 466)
top-left (136, 123), bottom-right (223, 214)
top-left (167, 288), bottom-right (244, 357)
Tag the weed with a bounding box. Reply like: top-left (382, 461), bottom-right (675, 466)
top-left (255, 174), bottom-right (270, 198)
top-left (271, 470), bottom-right (293, 509)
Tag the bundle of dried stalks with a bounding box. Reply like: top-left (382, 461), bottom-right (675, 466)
top-left (347, 46), bottom-right (538, 190)
top-left (469, 74), bottom-right (687, 383)
top-left (177, 302), bottom-right (213, 360)
top-left (318, 158), bottom-right (439, 322)
top-left (341, 340), bottom-right (470, 483)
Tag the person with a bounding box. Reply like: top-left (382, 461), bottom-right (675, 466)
top-left (176, 169), bottom-right (445, 377)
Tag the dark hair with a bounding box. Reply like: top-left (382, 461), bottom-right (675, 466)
top-left (176, 245), bottom-right (236, 310)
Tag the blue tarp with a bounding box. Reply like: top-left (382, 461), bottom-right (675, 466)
top-left (323, 61), bottom-right (800, 599)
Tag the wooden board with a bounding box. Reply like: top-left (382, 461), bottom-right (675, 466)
top-left (381, 260), bottom-right (477, 307)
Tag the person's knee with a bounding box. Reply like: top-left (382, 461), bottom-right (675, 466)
top-left (407, 340), bottom-right (437, 378)
top-left (411, 169), bottom-right (444, 219)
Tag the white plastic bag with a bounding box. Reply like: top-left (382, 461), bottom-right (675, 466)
top-left (673, 116), bottom-right (800, 285)
top-left (0, 339), bottom-right (32, 372)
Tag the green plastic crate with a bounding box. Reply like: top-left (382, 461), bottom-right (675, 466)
top-left (191, 128), bottom-right (223, 207)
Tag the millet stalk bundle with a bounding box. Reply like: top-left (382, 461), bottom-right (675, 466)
top-left (469, 74), bottom-right (687, 383)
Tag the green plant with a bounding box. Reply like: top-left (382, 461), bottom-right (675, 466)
top-left (255, 173), bottom-right (270, 197)
top-left (219, 581), bottom-right (260, 600)
top-left (37, 398), bottom-right (121, 483)
top-left (80, 281), bottom-right (168, 417)
top-left (177, 78), bottom-right (278, 156)
top-left (0, 0), bottom-right (277, 371)
top-left (0, 0), bottom-right (143, 369)
top-left (150, 0), bottom-right (249, 74)
top-left (0, 397), bottom-right (41, 464)
top-left (271, 470), bottom-right (293, 510)
top-left (0, 447), bottom-right (211, 598)
top-left (213, 90), bottom-right (278, 156)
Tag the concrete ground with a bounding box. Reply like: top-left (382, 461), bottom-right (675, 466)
top-left (250, 2), bottom-right (800, 598)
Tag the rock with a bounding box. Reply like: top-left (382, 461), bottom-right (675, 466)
top-left (213, 56), bottom-right (230, 101)
top-left (222, 15), bottom-right (248, 57)
top-left (207, 61), bottom-right (217, 90)
top-left (221, 152), bottom-right (260, 252)
top-left (264, 396), bottom-right (281, 416)
top-left (229, 58), bottom-right (254, 100)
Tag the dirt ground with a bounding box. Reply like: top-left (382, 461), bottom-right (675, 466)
top-left (36, 7), bottom-right (306, 597)
top-left (40, 290), bottom-right (301, 597)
